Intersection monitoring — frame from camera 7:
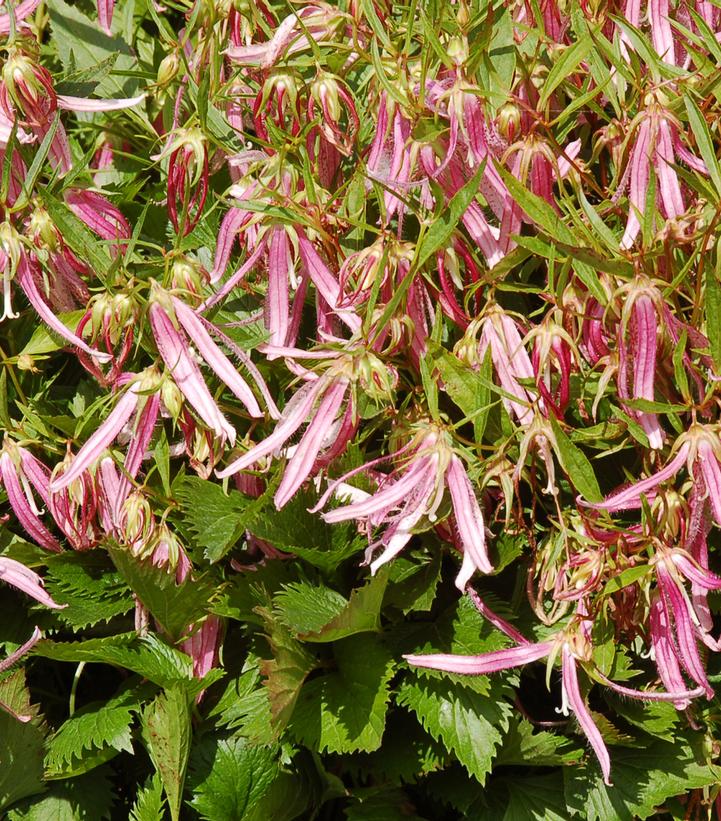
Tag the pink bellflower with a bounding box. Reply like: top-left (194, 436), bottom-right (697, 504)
top-left (315, 422), bottom-right (493, 588)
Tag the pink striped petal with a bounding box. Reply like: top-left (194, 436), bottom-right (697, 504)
top-left (0, 557), bottom-right (64, 609)
top-left (446, 455), bottom-right (493, 588)
top-left (215, 379), bottom-right (323, 478)
top-left (267, 226), bottom-right (291, 347)
top-left (297, 232), bottom-right (361, 332)
top-left (58, 93), bottom-right (145, 112)
top-left (16, 256), bottom-right (112, 362)
top-left (171, 296), bottom-right (263, 418)
top-left (273, 378), bottom-right (348, 509)
top-left (579, 442), bottom-right (689, 509)
top-left (561, 646), bottom-right (612, 786)
top-left (50, 385), bottom-right (140, 492)
top-left (150, 303), bottom-right (236, 445)
top-left (404, 641), bottom-right (554, 675)
top-left (0, 453), bottom-right (62, 552)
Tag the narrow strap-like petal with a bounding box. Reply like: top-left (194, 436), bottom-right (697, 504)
top-left (50, 384), bottom-right (140, 492)
top-left (404, 641), bottom-right (554, 675)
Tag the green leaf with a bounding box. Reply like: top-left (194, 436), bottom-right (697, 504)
top-left (344, 787), bottom-right (428, 821)
top-left (48, 0), bottom-right (145, 102)
top-left (108, 545), bottom-right (215, 641)
top-left (43, 194), bottom-right (113, 279)
top-left (257, 608), bottom-right (316, 732)
top-left (276, 571), bottom-right (389, 642)
top-left (290, 634), bottom-right (395, 754)
top-left (396, 673), bottom-right (511, 785)
top-left (684, 96), bottom-right (721, 196)
top-left (45, 689), bottom-right (142, 778)
top-left (0, 670), bottom-right (48, 812)
top-left (414, 162), bottom-right (486, 271)
top-left (44, 550), bottom-right (134, 630)
top-left (495, 718), bottom-right (582, 767)
top-left (207, 661), bottom-right (274, 744)
top-left (386, 554), bottom-right (442, 615)
top-left (154, 430), bottom-right (171, 497)
top-left (175, 476), bottom-right (249, 563)
top-left (274, 581), bottom-right (348, 635)
top-left (431, 346), bottom-right (493, 441)
top-left (548, 414), bottom-right (602, 502)
top-left (539, 34), bottom-right (594, 108)
top-left (495, 163), bottom-right (577, 245)
top-left (494, 772), bottom-right (569, 821)
top-left (245, 490), bottom-right (364, 573)
top-left (19, 310), bottom-right (86, 358)
top-left (563, 735), bottom-right (721, 820)
top-left (188, 737), bottom-right (278, 821)
top-left (141, 687), bottom-right (192, 821)
top-left (600, 565), bottom-right (651, 598)
top-left (34, 633), bottom-right (196, 690)
top-left (705, 270), bottom-right (721, 373)
top-left (129, 774), bottom-right (165, 821)
top-left (7, 769), bottom-right (115, 821)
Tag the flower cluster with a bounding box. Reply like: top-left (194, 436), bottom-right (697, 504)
top-left (3, 0), bottom-right (721, 815)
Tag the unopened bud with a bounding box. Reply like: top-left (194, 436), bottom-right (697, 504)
top-left (496, 103), bottom-right (520, 142)
top-left (156, 52), bottom-right (180, 87)
top-left (446, 36), bottom-right (468, 67)
top-left (161, 378), bottom-right (183, 420)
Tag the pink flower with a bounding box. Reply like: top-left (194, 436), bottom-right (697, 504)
top-left (405, 601), bottom-right (705, 786)
top-left (618, 94), bottom-right (706, 249)
top-left (616, 278), bottom-right (665, 449)
top-left (468, 304), bottom-right (535, 426)
top-left (316, 423), bottom-right (492, 587)
top-left (579, 426), bottom-right (721, 524)
top-left (0, 442), bottom-right (63, 552)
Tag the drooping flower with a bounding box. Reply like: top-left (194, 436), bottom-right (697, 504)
top-left (217, 347), bottom-right (396, 509)
top-left (617, 91), bottom-right (707, 249)
top-left (0, 440), bottom-right (63, 552)
top-left (316, 421), bottom-right (493, 588)
top-left (405, 601), bottom-right (705, 786)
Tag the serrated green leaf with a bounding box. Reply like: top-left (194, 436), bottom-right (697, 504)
top-left (257, 608), bottom-right (316, 733)
top-left (495, 718), bottom-right (582, 767)
top-left (7, 769), bottom-right (115, 821)
top-left (129, 774), bottom-right (165, 821)
top-left (108, 545), bottom-right (215, 641)
top-left (45, 689), bottom-right (141, 778)
top-left (277, 570), bottom-right (389, 643)
top-left (33, 633), bottom-right (195, 690)
top-left (175, 476), bottom-right (249, 563)
top-left (397, 673), bottom-right (511, 785)
top-left (563, 736), bottom-right (721, 820)
top-left (0, 670), bottom-right (48, 812)
top-left (290, 634), bottom-right (395, 754)
top-left (44, 550), bottom-right (133, 630)
top-left (386, 554), bottom-right (442, 615)
top-left (141, 687), bottom-right (192, 821)
top-left (189, 737), bottom-right (278, 821)
top-left (497, 772), bottom-right (568, 821)
top-left (207, 660), bottom-right (273, 743)
top-left (274, 581), bottom-right (348, 635)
